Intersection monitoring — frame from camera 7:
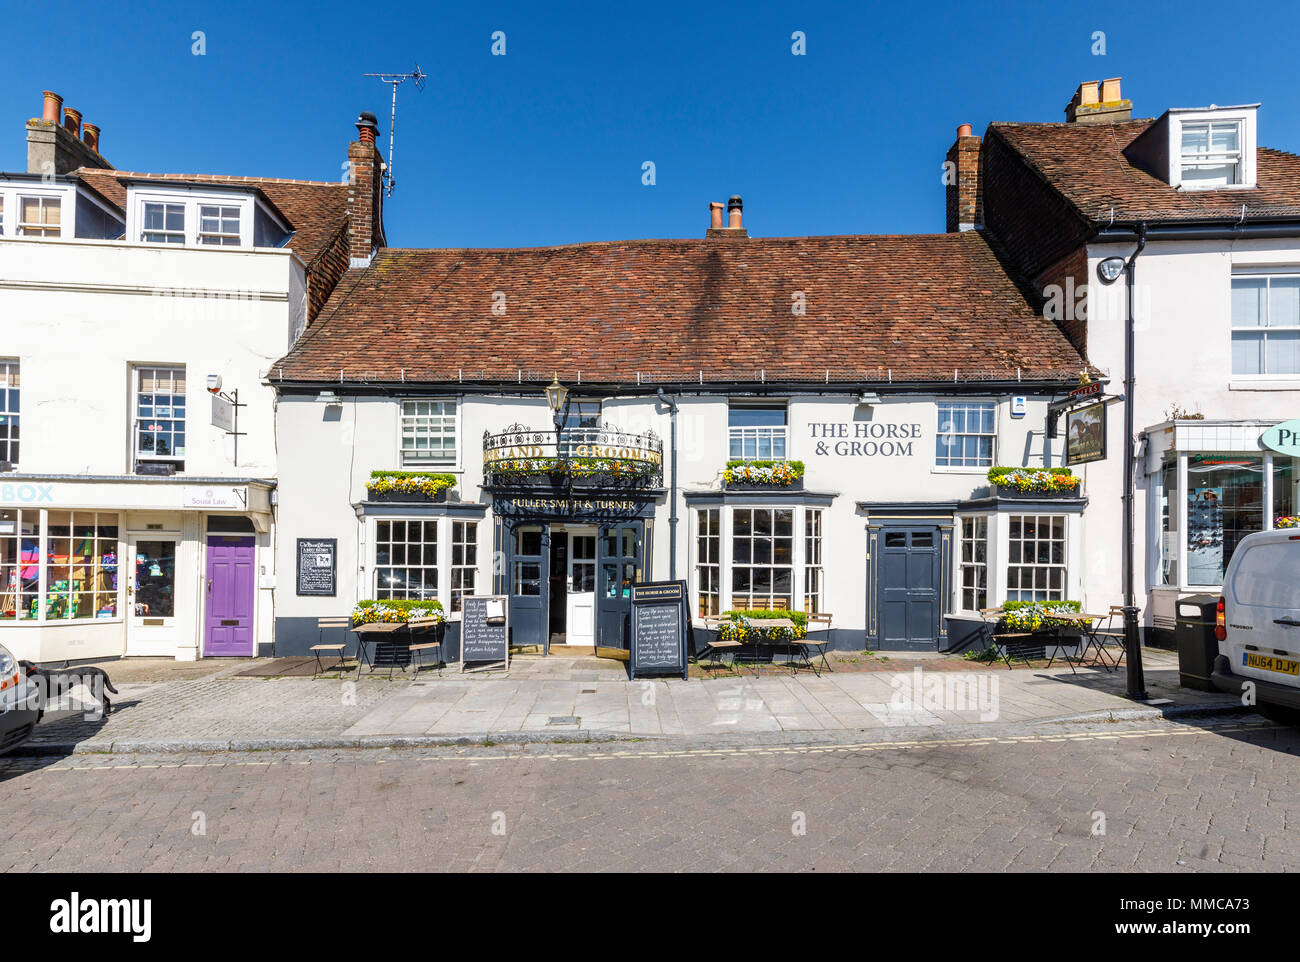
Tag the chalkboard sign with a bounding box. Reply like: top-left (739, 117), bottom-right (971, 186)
top-left (296, 538), bottom-right (337, 596)
top-left (630, 581), bottom-right (689, 680)
top-left (461, 595), bottom-right (509, 672)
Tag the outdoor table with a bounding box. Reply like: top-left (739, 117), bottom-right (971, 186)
top-left (738, 617), bottom-right (821, 675)
top-left (1069, 614), bottom-right (1122, 673)
top-left (351, 621), bottom-right (410, 676)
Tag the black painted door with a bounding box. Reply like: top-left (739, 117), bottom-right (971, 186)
top-left (508, 523), bottom-right (548, 649)
top-left (877, 527), bottom-right (941, 650)
top-left (595, 522), bottom-right (642, 660)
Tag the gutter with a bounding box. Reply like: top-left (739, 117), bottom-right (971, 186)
top-left (1094, 220), bottom-right (1300, 244)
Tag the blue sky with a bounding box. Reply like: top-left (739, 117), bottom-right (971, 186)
top-left (3, 0), bottom-right (1299, 248)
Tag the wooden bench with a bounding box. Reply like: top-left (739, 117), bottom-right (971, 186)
top-left (407, 616), bottom-right (444, 675)
top-left (311, 617), bottom-right (354, 677)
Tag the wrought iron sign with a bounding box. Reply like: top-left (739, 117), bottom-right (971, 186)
top-left (482, 422), bottom-right (663, 488)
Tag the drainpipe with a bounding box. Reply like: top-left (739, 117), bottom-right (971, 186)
top-left (657, 388), bottom-right (679, 580)
top-left (1122, 222), bottom-right (1149, 701)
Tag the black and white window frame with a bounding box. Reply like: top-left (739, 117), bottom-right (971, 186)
top-left (132, 365), bottom-right (187, 470)
top-left (364, 512), bottom-right (486, 617)
top-left (0, 359), bottom-right (18, 466)
top-left (399, 399), bottom-right (459, 468)
top-left (935, 399), bottom-right (998, 469)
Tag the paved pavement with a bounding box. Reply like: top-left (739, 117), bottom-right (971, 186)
top-left (1, 715), bottom-right (1295, 872)
top-left (21, 648), bottom-right (1242, 753)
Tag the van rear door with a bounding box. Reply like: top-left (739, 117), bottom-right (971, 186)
top-left (1226, 535), bottom-right (1300, 688)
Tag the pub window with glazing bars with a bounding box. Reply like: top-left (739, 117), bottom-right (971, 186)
top-left (728, 404), bottom-right (788, 461)
top-left (1006, 514), bottom-right (1066, 602)
top-left (450, 520), bottom-right (477, 612)
top-left (695, 508), bottom-right (720, 617)
top-left (401, 400), bottom-right (457, 466)
top-left (803, 509), bottom-right (823, 613)
top-left (959, 516), bottom-right (988, 610)
top-left (935, 401), bottom-right (996, 468)
top-left (731, 507), bottom-right (794, 610)
top-left (375, 520), bottom-right (438, 601)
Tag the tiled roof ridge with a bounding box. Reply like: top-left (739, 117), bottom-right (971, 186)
top-left (75, 167), bottom-right (343, 188)
top-left (373, 231), bottom-right (983, 256)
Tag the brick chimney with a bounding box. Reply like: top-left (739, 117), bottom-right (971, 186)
top-left (26, 90), bottom-right (112, 175)
top-left (1065, 77), bottom-right (1132, 123)
top-left (945, 123), bottom-right (982, 233)
top-left (706, 195), bottom-right (748, 238)
top-left (347, 110), bottom-right (386, 266)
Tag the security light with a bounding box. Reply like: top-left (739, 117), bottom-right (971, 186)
top-left (317, 390), bottom-right (341, 405)
top-left (207, 374), bottom-right (223, 394)
top-left (1097, 257), bottom-right (1126, 284)
top-left (857, 392), bottom-right (881, 406)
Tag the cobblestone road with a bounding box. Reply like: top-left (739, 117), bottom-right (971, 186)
top-left (2, 716), bottom-right (1297, 872)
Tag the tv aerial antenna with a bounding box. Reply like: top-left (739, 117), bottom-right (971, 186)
top-left (363, 63), bottom-right (427, 196)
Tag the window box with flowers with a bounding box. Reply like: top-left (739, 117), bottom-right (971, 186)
top-left (715, 609), bottom-right (809, 643)
top-left (723, 460), bottom-right (806, 490)
top-left (1276, 517), bottom-right (1300, 530)
top-left (352, 598), bottom-right (447, 627)
top-left (485, 456), bottom-right (660, 488)
top-left (365, 470), bottom-right (456, 503)
top-left (987, 466), bottom-right (1082, 498)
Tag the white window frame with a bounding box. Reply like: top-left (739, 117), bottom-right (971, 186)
top-left (957, 515), bottom-right (989, 612)
top-left (198, 204), bottom-right (242, 246)
top-left (0, 359), bottom-right (18, 466)
top-left (694, 507), bottom-right (721, 618)
top-left (727, 403), bottom-right (789, 461)
top-left (1168, 108), bottom-right (1257, 191)
top-left (449, 520), bottom-right (478, 613)
top-left (1179, 120), bottom-right (1242, 188)
top-left (934, 399), bottom-right (998, 470)
top-left (1005, 514), bottom-right (1068, 603)
top-left (17, 193), bottom-right (62, 237)
top-left (372, 517), bottom-right (440, 603)
top-left (803, 508), bottom-right (824, 615)
top-left (0, 508), bottom-right (123, 624)
top-left (1231, 271), bottom-right (1300, 378)
top-left (128, 188), bottom-right (259, 248)
top-left (141, 200), bottom-right (186, 244)
top-left (399, 399), bottom-right (459, 468)
top-left (132, 365), bottom-right (187, 467)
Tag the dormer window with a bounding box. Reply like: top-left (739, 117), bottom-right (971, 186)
top-left (199, 205), bottom-right (241, 246)
top-left (1180, 121), bottom-right (1242, 187)
top-left (142, 202), bottom-right (185, 244)
top-left (18, 195), bottom-right (60, 237)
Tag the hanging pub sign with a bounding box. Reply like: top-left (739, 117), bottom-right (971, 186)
top-left (461, 595), bottom-right (509, 672)
top-left (295, 538), bottom-right (337, 596)
top-left (1066, 402), bottom-right (1106, 466)
top-left (629, 581), bottom-right (690, 680)
top-left (1261, 418), bottom-right (1300, 458)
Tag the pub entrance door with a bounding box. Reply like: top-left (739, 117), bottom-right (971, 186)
top-left (595, 522), bottom-right (644, 661)
top-left (508, 523), bottom-right (548, 651)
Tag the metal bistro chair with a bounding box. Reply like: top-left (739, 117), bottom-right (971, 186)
top-left (978, 608), bottom-right (1040, 670)
top-left (407, 616), bottom-right (445, 676)
top-left (798, 612), bottom-right (834, 676)
top-left (310, 617), bottom-right (353, 678)
top-left (1080, 606), bottom-right (1127, 671)
top-left (697, 615), bottom-right (745, 675)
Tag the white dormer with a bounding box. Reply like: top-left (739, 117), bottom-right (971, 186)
top-left (0, 175), bottom-right (124, 240)
top-left (1167, 105), bottom-right (1259, 190)
top-left (123, 181), bottom-right (291, 249)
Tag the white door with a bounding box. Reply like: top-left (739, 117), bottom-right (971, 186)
top-left (566, 529), bottom-right (597, 646)
top-left (126, 534), bottom-right (181, 656)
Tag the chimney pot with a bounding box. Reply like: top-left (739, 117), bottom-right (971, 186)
top-left (956, 123), bottom-right (973, 138)
top-left (709, 201), bottom-right (724, 230)
top-left (1100, 77), bottom-right (1122, 102)
top-left (1078, 81), bottom-right (1100, 106)
top-left (42, 90), bottom-right (63, 124)
top-left (62, 106), bottom-right (81, 137)
top-left (727, 195), bottom-right (743, 230)
top-left (1066, 77), bottom-right (1131, 123)
top-left (82, 123), bottom-right (100, 153)
top-left (356, 110), bottom-right (378, 146)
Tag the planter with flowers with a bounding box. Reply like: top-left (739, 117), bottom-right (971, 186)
top-left (987, 466), bottom-right (1082, 499)
top-left (352, 599), bottom-right (446, 627)
top-left (723, 460), bottom-right (806, 490)
top-left (366, 470), bottom-right (456, 503)
top-left (485, 456), bottom-right (660, 488)
top-left (1276, 517), bottom-right (1300, 530)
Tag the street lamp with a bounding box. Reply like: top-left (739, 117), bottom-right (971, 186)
top-left (545, 374), bottom-right (569, 432)
top-left (1096, 230), bottom-right (1149, 701)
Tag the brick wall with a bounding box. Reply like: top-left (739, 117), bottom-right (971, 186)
top-left (945, 134), bottom-right (982, 232)
top-left (347, 141), bottom-right (384, 264)
top-left (1034, 246), bottom-right (1090, 356)
top-left (305, 218), bottom-right (352, 324)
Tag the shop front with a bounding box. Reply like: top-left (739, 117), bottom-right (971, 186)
top-left (1146, 419), bottom-right (1299, 641)
top-left (0, 476), bottom-right (274, 662)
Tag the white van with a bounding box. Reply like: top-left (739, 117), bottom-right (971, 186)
top-left (1211, 528), bottom-right (1300, 719)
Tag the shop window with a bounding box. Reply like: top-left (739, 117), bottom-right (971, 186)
top-left (731, 507), bottom-right (794, 609)
top-left (1180, 121), bottom-right (1242, 187)
top-left (803, 509), bottom-right (823, 613)
top-left (695, 508), bottom-right (720, 617)
top-left (0, 359), bottom-right (18, 465)
top-left (18, 195), bottom-right (60, 237)
top-left (0, 509), bottom-right (39, 620)
top-left (1187, 455), bottom-right (1265, 586)
top-left (134, 365), bottom-right (186, 470)
top-left (374, 520), bottom-right (438, 601)
top-left (142, 201), bottom-right (185, 244)
top-left (400, 400), bottom-right (457, 466)
top-left (450, 520), bottom-right (477, 612)
top-left (1274, 458), bottom-right (1295, 523)
top-left (1006, 514), bottom-right (1066, 602)
top-left (1232, 275), bottom-right (1300, 376)
top-left (959, 516), bottom-right (988, 611)
top-left (1159, 456), bottom-right (1178, 586)
top-left (0, 509), bottom-right (118, 621)
top-left (728, 404), bottom-right (787, 461)
top-left (198, 205), bottom-right (241, 246)
top-left (935, 401), bottom-right (996, 467)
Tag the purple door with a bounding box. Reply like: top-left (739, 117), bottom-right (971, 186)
top-left (205, 536), bottom-right (255, 656)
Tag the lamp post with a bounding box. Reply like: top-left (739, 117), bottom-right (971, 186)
top-left (1097, 221), bottom-right (1149, 701)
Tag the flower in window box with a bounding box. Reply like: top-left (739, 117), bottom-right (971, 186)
top-left (1276, 516), bottom-right (1300, 529)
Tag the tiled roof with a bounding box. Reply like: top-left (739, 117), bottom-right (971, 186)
top-left (72, 168), bottom-right (350, 267)
top-left (272, 231), bottom-right (1089, 385)
top-left (991, 120), bottom-right (1300, 224)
